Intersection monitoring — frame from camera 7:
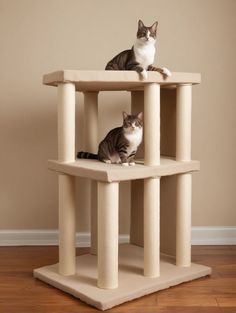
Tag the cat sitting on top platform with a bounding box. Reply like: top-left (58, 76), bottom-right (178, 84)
top-left (77, 112), bottom-right (143, 166)
top-left (105, 19), bottom-right (171, 80)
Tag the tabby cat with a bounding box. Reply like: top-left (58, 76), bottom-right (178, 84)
top-left (77, 112), bottom-right (143, 166)
top-left (105, 19), bottom-right (171, 79)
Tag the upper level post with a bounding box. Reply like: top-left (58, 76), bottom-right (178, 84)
top-left (176, 84), bottom-right (192, 161)
top-left (84, 92), bottom-right (99, 153)
top-left (58, 83), bottom-right (76, 162)
top-left (144, 83), bottom-right (160, 166)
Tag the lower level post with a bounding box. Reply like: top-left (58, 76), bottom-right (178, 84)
top-left (176, 173), bottom-right (192, 267)
top-left (144, 177), bottom-right (160, 277)
top-left (58, 174), bottom-right (76, 275)
top-left (97, 181), bottom-right (119, 289)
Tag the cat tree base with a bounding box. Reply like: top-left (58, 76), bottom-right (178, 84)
top-left (34, 244), bottom-right (211, 311)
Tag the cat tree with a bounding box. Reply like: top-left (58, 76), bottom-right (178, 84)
top-left (34, 70), bottom-right (211, 310)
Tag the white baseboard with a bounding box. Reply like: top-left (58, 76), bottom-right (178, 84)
top-left (191, 226), bottom-right (236, 245)
top-left (0, 230), bottom-right (129, 247)
top-left (0, 230), bottom-right (62, 247)
top-left (0, 227), bottom-right (235, 246)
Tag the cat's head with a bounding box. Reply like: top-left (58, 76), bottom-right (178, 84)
top-left (136, 20), bottom-right (158, 44)
top-left (122, 112), bottom-right (143, 133)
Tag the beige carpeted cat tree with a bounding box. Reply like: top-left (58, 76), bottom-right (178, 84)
top-left (34, 70), bottom-right (211, 310)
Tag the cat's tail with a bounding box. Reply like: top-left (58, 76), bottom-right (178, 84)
top-left (77, 151), bottom-right (98, 160)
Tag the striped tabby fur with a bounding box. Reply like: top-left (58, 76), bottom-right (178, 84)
top-left (77, 112), bottom-right (143, 166)
top-left (77, 151), bottom-right (98, 159)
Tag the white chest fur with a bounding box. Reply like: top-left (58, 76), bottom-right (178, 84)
top-left (133, 42), bottom-right (156, 70)
top-left (124, 128), bottom-right (143, 155)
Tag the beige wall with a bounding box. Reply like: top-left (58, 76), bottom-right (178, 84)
top-left (0, 0), bottom-right (235, 233)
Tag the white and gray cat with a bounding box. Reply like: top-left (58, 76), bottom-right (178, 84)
top-left (105, 19), bottom-right (171, 79)
top-left (77, 112), bottom-right (143, 166)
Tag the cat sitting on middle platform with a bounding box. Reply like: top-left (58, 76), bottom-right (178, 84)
top-left (77, 112), bottom-right (143, 166)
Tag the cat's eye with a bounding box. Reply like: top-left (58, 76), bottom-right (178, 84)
top-left (124, 122), bottom-right (131, 127)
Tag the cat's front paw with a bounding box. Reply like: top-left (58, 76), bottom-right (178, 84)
top-left (129, 162), bottom-right (135, 166)
top-left (162, 67), bottom-right (172, 77)
top-left (121, 162), bottom-right (129, 167)
top-left (104, 159), bottom-right (112, 164)
top-left (140, 70), bottom-right (148, 80)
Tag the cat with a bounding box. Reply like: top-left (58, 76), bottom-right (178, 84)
top-left (77, 112), bottom-right (143, 166)
top-left (105, 19), bottom-right (171, 79)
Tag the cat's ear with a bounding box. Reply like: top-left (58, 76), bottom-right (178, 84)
top-left (137, 112), bottom-right (143, 120)
top-left (123, 111), bottom-right (128, 120)
top-left (138, 20), bottom-right (145, 29)
top-left (150, 21), bottom-right (158, 33)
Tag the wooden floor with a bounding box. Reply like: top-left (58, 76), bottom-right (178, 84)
top-left (0, 246), bottom-right (235, 313)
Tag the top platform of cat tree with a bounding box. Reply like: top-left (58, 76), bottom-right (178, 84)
top-left (43, 70), bottom-right (201, 91)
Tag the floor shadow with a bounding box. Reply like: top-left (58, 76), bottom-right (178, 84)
top-left (119, 264), bottom-right (143, 275)
top-left (74, 275), bottom-right (97, 287)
